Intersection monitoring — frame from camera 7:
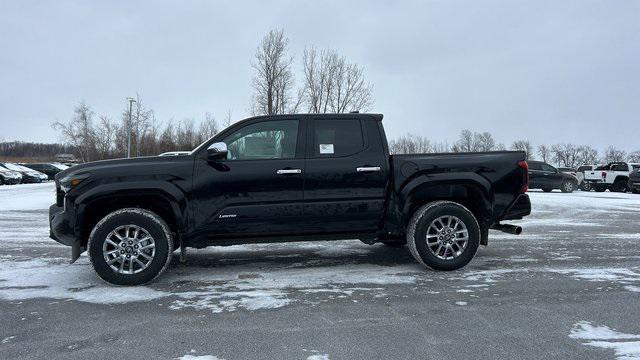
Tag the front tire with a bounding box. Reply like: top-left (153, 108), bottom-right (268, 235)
top-left (88, 208), bottom-right (173, 286)
top-left (407, 201), bottom-right (480, 271)
top-left (561, 180), bottom-right (576, 193)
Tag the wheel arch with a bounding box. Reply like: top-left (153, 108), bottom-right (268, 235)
top-left (399, 174), bottom-right (492, 231)
top-left (75, 183), bottom-right (187, 247)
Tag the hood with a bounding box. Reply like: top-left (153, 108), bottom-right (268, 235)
top-left (54, 155), bottom-right (194, 182)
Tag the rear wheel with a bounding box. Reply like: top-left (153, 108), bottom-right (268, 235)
top-left (579, 181), bottom-right (591, 191)
top-left (407, 201), bottom-right (480, 271)
top-left (612, 180), bottom-right (629, 193)
top-left (88, 208), bottom-right (173, 286)
top-left (561, 180), bottom-right (576, 193)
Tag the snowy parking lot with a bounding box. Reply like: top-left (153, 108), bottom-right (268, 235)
top-left (1, 183), bottom-right (640, 359)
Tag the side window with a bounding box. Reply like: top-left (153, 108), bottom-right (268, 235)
top-left (223, 120), bottom-right (298, 160)
top-left (313, 119), bottom-right (364, 157)
top-left (529, 162), bottom-right (542, 171)
top-left (611, 163), bottom-right (628, 172)
top-left (541, 164), bottom-right (557, 172)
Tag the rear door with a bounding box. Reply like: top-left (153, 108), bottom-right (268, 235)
top-left (528, 162), bottom-right (545, 188)
top-left (302, 118), bottom-right (388, 234)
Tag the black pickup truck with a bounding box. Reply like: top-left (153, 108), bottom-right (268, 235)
top-left (50, 113), bottom-right (531, 285)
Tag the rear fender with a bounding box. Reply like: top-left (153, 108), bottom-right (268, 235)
top-left (399, 173), bottom-right (493, 227)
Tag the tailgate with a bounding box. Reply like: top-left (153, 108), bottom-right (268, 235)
top-left (584, 171), bottom-right (603, 181)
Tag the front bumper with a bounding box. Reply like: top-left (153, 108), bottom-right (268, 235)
top-left (49, 204), bottom-right (76, 246)
top-left (501, 194), bottom-right (531, 220)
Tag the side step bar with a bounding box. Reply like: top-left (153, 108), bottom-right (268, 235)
top-left (491, 223), bottom-right (523, 235)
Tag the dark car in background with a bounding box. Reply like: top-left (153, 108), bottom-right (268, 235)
top-left (0, 167), bottom-right (22, 185)
top-left (0, 163), bottom-right (47, 183)
top-left (629, 165), bottom-right (640, 194)
top-left (21, 163), bottom-right (69, 180)
top-left (528, 160), bottom-right (579, 193)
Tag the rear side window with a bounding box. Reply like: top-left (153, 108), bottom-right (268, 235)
top-left (541, 164), bottom-right (557, 172)
top-left (313, 119), bottom-right (363, 157)
top-left (577, 166), bottom-right (591, 172)
top-left (611, 163), bottom-right (629, 171)
top-left (528, 162), bottom-right (542, 171)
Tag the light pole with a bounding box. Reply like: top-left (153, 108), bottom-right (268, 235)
top-left (126, 97), bottom-right (136, 158)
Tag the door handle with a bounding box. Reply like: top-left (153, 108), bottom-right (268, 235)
top-left (356, 166), bottom-right (381, 173)
top-left (276, 169), bottom-right (302, 175)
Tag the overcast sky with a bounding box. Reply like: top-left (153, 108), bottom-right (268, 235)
top-left (1, 0), bottom-right (639, 152)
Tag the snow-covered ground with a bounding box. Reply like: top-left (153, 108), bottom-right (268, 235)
top-left (1, 183), bottom-right (639, 359)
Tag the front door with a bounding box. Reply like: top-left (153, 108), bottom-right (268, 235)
top-left (190, 118), bottom-right (305, 239)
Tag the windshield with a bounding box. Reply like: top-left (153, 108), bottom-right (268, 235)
top-left (2, 163), bottom-right (28, 171)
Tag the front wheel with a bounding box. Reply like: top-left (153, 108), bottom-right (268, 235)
top-left (88, 208), bottom-right (173, 286)
top-left (561, 180), bottom-right (576, 193)
top-left (407, 201), bottom-right (480, 271)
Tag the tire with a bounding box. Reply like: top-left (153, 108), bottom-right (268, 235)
top-left (579, 181), bottom-right (591, 191)
top-left (407, 201), bottom-right (480, 271)
top-left (561, 180), bottom-right (576, 193)
top-left (88, 208), bottom-right (173, 286)
top-left (612, 180), bottom-right (629, 193)
top-left (542, 188), bottom-right (553, 192)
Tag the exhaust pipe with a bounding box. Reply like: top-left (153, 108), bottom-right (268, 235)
top-left (492, 223), bottom-right (523, 235)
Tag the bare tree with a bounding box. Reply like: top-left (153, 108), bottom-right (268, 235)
top-left (628, 150), bottom-right (640, 163)
top-left (452, 130), bottom-right (475, 152)
top-left (299, 47), bottom-right (373, 113)
top-left (94, 115), bottom-right (116, 159)
top-left (388, 133), bottom-right (431, 154)
top-left (197, 112), bottom-right (219, 144)
top-left (52, 102), bottom-right (96, 162)
top-left (251, 29), bottom-right (294, 115)
top-left (475, 132), bottom-right (497, 152)
top-left (511, 140), bottom-right (533, 159)
top-left (602, 146), bottom-right (627, 163)
top-left (577, 145), bottom-right (598, 165)
top-left (537, 144), bottom-right (550, 163)
top-left (551, 144), bottom-right (581, 168)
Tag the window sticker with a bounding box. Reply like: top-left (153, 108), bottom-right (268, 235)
top-left (319, 144), bottom-right (334, 154)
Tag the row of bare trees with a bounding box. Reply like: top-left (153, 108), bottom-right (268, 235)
top-left (389, 130), bottom-right (640, 168)
top-left (251, 29), bottom-right (373, 115)
top-left (50, 99), bottom-right (224, 162)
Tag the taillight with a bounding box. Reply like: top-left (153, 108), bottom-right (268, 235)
top-left (518, 160), bottom-right (529, 193)
top-left (601, 171), bottom-right (607, 178)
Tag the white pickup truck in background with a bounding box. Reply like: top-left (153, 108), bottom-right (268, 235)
top-left (584, 162), bottom-right (640, 192)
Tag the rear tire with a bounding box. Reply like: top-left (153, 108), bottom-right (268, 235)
top-left (561, 180), bottom-right (576, 193)
top-left (612, 180), bottom-right (629, 193)
top-left (579, 181), bottom-right (591, 191)
top-left (407, 201), bottom-right (480, 271)
top-left (88, 208), bottom-right (173, 286)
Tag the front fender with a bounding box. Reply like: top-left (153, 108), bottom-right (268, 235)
top-left (74, 180), bottom-right (189, 234)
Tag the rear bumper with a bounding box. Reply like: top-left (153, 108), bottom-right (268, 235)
top-left (501, 194), bottom-right (531, 220)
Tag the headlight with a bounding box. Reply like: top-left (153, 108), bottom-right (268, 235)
top-left (59, 173), bottom-right (90, 192)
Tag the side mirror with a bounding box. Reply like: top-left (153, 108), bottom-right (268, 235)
top-left (206, 142), bottom-right (228, 161)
